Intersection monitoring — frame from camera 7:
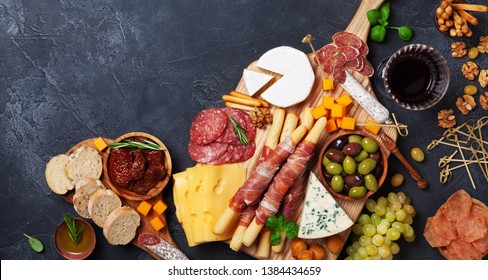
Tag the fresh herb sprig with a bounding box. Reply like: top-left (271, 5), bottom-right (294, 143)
top-left (23, 233), bottom-right (44, 253)
top-left (229, 116), bottom-right (249, 145)
top-left (108, 139), bottom-right (162, 151)
top-left (367, 1), bottom-right (413, 43)
top-left (64, 213), bottom-right (84, 246)
top-left (266, 214), bottom-right (299, 246)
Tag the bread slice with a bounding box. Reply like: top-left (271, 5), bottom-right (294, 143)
top-left (88, 189), bottom-right (122, 227)
top-left (73, 179), bottom-right (105, 218)
top-left (66, 146), bottom-right (102, 181)
top-left (103, 206), bottom-right (141, 245)
top-left (45, 154), bottom-right (73, 195)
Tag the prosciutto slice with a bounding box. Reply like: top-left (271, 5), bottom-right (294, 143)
top-left (229, 136), bottom-right (295, 212)
top-left (281, 171), bottom-right (309, 221)
top-left (255, 141), bottom-right (315, 224)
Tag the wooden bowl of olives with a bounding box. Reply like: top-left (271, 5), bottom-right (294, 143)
top-left (317, 130), bottom-right (388, 201)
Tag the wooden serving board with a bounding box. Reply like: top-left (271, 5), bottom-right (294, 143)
top-left (64, 138), bottom-right (178, 260)
top-left (235, 0), bottom-right (396, 260)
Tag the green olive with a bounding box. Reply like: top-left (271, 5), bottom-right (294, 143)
top-left (391, 173), bottom-right (405, 187)
top-left (348, 135), bottom-right (363, 144)
top-left (322, 153), bottom-right (332, 166)
top-left (358, 158), bottom-right (377, 175)
top-left (354, 150), bottom-right (369, 162)
top-left (326, 162), bottom-right (343, 175)
top-left (410, 147), bottom-right (425, 162)
top-left (463, 85), bottom-right (477, 96)
top-left (349, 186), bottom-right (367, 199)
top-left (343, 156), bottom-right (357, 175)
top-left (331, 175), bottom-right (345, 193)
top-left (361, 137), bottom-right (379, 153)
top-left (364, 174), bottom-right (378, 192)
top-left (468, 47), bottom-right (479, 59)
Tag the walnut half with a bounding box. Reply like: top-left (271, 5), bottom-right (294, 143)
top-left (462, 61), bottom-right (479, 81)
top-left (479, 69), bottom-right (487, 88)
top-left (438, 109), bottom-right (456, 128)
top-left (480, 92), bottom-right (488, 111)
top-left (451, 42), bottom-right (467, 58)
top-left (478, 36), bottom-right (488, 54)
top-left (456, 95), bottom-right (476, 115)
top-left (249, 107), bottom-right (273, 128)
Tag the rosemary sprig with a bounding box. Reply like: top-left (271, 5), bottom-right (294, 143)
top-left (229, 116), bottom-right (249, 145)
top-left (63, 214), bottom-right (84, 246)
top-left (107, 139), bottom-right (162, 151)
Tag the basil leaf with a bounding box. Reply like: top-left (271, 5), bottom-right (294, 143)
top-left (366, 9), bottom-right (381, 25)
top-left (369, 25), bottom-right (386, 43)
top-left (284, 221), bottom-right (299, 239)
top-left (266, 215), bottom-right (278, 231)
top-left (397, 25), bottom-right (413, 41)
top-left (23, 233), bottom-right (44, 253)
top-left (380, 1), bottom-right (390, 21)
top-left (270, 231), bottom-right (282, 246)
top-left (276, 215), bottom-right (286, 231)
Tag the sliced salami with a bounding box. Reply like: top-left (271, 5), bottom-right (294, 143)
top-left (442, 189), bottom-right (472, 223)
top-left (358, 41), bottom-right (369, 55)
top-left (190, 108), bottom-right (227, 145)
top-left (337, 45), bottom-right (360, 61)
top-left (332, 32), bottom-right (363, 49)
top-left (344, 56), bottom-right (363, 71)
top-left (242, 141), bottom-right (256, 162)
top-left (450, 238), bottom-right (483, 260)
top-left (139, 232), bottom-right (160, 246)
top-left (432, 211), bottom-right (457, 240)
top-left (357, 57), bottom-right (374, 77)
top-left (188, 141), bottom-right (229, 164)
top-left (424, 217), bottom-right (451, 247)
top-left (216, 108), bottom-right (256, 145)
top-left (457, 208), bottom-right (487, 243)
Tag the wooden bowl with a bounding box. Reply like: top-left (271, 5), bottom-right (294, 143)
top-left (317, 130), bottom-right (388, 201)
top-left (434, 0), bottom-right (467, 37)
top-left (102, 132), bottom-right (172, 201)
top-left (54, 218), bottom-right (96, 260)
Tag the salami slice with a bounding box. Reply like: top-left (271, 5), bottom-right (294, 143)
top-left (188, 141), bottom-right (229, 164)
top-left (344, 56), bottom-right (363, 71)
top-left (216, 108), bottom-right (256, 145)
top-left (443, 189), bottom-right (473, 223)
top-left (190, 108), bottom-right (227, 145)
top-left (337, 45), bottom-right (360, 61)
top-left (450, 238), bottom-right (483, 260)
top-left (332, 32), bottom-right (363, 49)
top-left (358, 41), bottom-right (369, 55)
top-left (424, 217), bottom-right (451, 247)
top-left (241, 141), bottom-right (256, 162)
top-left (457, 208), bottom-right (487, 242)
top-left (139, 232), bottom-right (160, 246)
top-left (357, 57), bottom-right (374, 77)
top-left (208, 144), bottom-right (244, 165)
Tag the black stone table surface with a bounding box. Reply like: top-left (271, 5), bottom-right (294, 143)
top-left (1, 0), bottom-right (487, 260)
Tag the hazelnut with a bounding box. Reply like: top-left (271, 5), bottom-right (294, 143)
top-left (297, 249), bottom-right (314, 260)
top-left (309, 244), bottom-right (327, 260)
top-left (290, 239), bottom-right (308, 258)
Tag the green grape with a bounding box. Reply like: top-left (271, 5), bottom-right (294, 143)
top-left (405, 196), bottom-right (411, 206)
top-left (380, 219), bottom-right (391, 228)
top-left (390, 242), bottom-right (400, 255)
top-left (395, 209), bottom-right (407, 222)
top-left (403, 204), bottom-right (416, 217)
top-left (378, 245), bottom-right (392, 258)
top-left (383, 237), bottom-right (392, 247)
top-left (365, 199), bottom-right (376, 212)
top-left (397, 192), bottom-right (407, 204)
top-left (371, 213), bottom-right (381, 226)
top-left (386, 228), bottom-right (401, 241)
top-left (372, 255), bottom-right (382, 260)
top-left (352, 224), bottom-right (364, 235)
top-left (366, 244), bottom-right (378, 256)
top-left (352, 241), bottom-right (361, 250)
top-left (404, 224), bottom-right (415, 238)
top-left (404, 233), bottom-right (416, 243)
top-left (359, 214), bottom-right (372, 225)
top-left (377, 196), bottom-right (387, 207)
top-left (403, 215), bottom-right (413, 225)
top-left (391, 201), bottom-right (402, 211)
top-left (359, 235), bottom-right (372, 247)
top-left (374, 204), bottom-right (386, 216)
top-left (387, 192), bottom-right (398, 203)
top-left (382, 254), bottom-right (393, 260)
top-left (376, 223), bottom-right (388, 235)
top-left (392, 221), bottom-right (405, 234)
top-left (385, 211), bottom-right (396, 222)
top-left (363, 224), bottom-right (376, 237)
top-left (352, 253), bottom-right (361, 260)
top-left (346, 245), bottom-right (356, 256)
top-left (363, 256), bottom-right (373, 260)
top-left (357, 247), bottom-right (368, 258)
top-left (372, 234), bottom-right (384, 246)
top-left (345, 256), bottom-right (353, 260)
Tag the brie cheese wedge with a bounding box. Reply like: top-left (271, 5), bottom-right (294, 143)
top-left (242, 69), bottom-right (273, 96)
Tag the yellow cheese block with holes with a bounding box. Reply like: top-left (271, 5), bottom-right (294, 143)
top-left (173, 172), bottom-right (197, 247)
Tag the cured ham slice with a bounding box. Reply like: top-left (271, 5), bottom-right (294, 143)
top-left (282, 170), bottom-right (309, 221)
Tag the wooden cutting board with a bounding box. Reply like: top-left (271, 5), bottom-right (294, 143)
top-left (234, 0), bottom-right (396, 260)
top-left (64, 138), bottom-right (178, 260)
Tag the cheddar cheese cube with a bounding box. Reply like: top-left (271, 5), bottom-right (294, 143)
top-left (365, 119), bottom-right (381, 134)
top-left (325, 119), bottom-right (338, 133)
top-left (322, 96), bottom-right (335, 109)
top-left (137, 200), bottom-right (152, 216)
top-left (336, 94), bottom-right (353, 107)
top-left (311, 105), bottom-right (328, 120)
top-left (150, 215), bottom-right (166, 231)
top-left (153, 200), bottom-right (168, 215)
top-left (335, 117), bottom-right (343, 128)
top-left (341, 117), bottom-right (356, 130)
top-left (94, 137), bottom-right (107, 152)
top-left (322, 78), bottom-right (334, 91)
top-left (331, 104), bottom-right (347, 118)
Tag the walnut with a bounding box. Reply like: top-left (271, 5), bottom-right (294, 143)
top-left (478, 36), bottom-right (488, 54)
top-left (479, 69), bottom-right (487, 88)
top-left (462, 61), bottom-right (479, 80)
top-left (456, 95), bottom-right (476, 115)
top-left (437, 109), bottom-right (456, 128)
top-left (480, 92), bottom-right (488, 111)
top-left (249, 107), bottom-right (273, 128)
top-left (451, 42), bottom-right (467, 57)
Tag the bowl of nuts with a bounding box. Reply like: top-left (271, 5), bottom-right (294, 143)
top-left (317, 130), bottom-right (388, 201)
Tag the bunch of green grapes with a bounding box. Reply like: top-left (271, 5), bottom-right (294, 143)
top-left (345, 191), bottom-right (416, 260)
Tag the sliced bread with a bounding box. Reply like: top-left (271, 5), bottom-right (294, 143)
top-left (88, 189), bottom-right (122, 227)
top-left (66, 146), bottom-right (102, 181)
top-left (45, 154), bottom-right (73, 195)
top-left (103, 206), bottom-right (140, 245)
top-left (73, 179), bottom-right (105, 218)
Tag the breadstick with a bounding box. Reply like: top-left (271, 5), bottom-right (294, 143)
top-left (225, 102), bottom-right (254, 111)
top-left (452, 10), bottom-right (463, 25)
top-left (299, 107), bottom-right (314, 131)
top-left (229, 225), bottom-right (247, 251)
top-left (255, 229), bottom-right (271, 259)
top-left (271, 232), bottom-right (285, 253)
top-left (229, 91), bottom-right (270, 108)
top-left (451, 3), bottom-right (488, 12)
top-left (223, 95), bottom-right (262, 107)
top-left (264, 108), bottom-right (286, 150)
top-left (280, 113), bottom-right (298, 142)
top-left (456, 9), bottom-right (478, 25)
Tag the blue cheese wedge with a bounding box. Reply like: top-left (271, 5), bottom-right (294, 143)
top-left (298, 172), bottom-right (353, 239)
